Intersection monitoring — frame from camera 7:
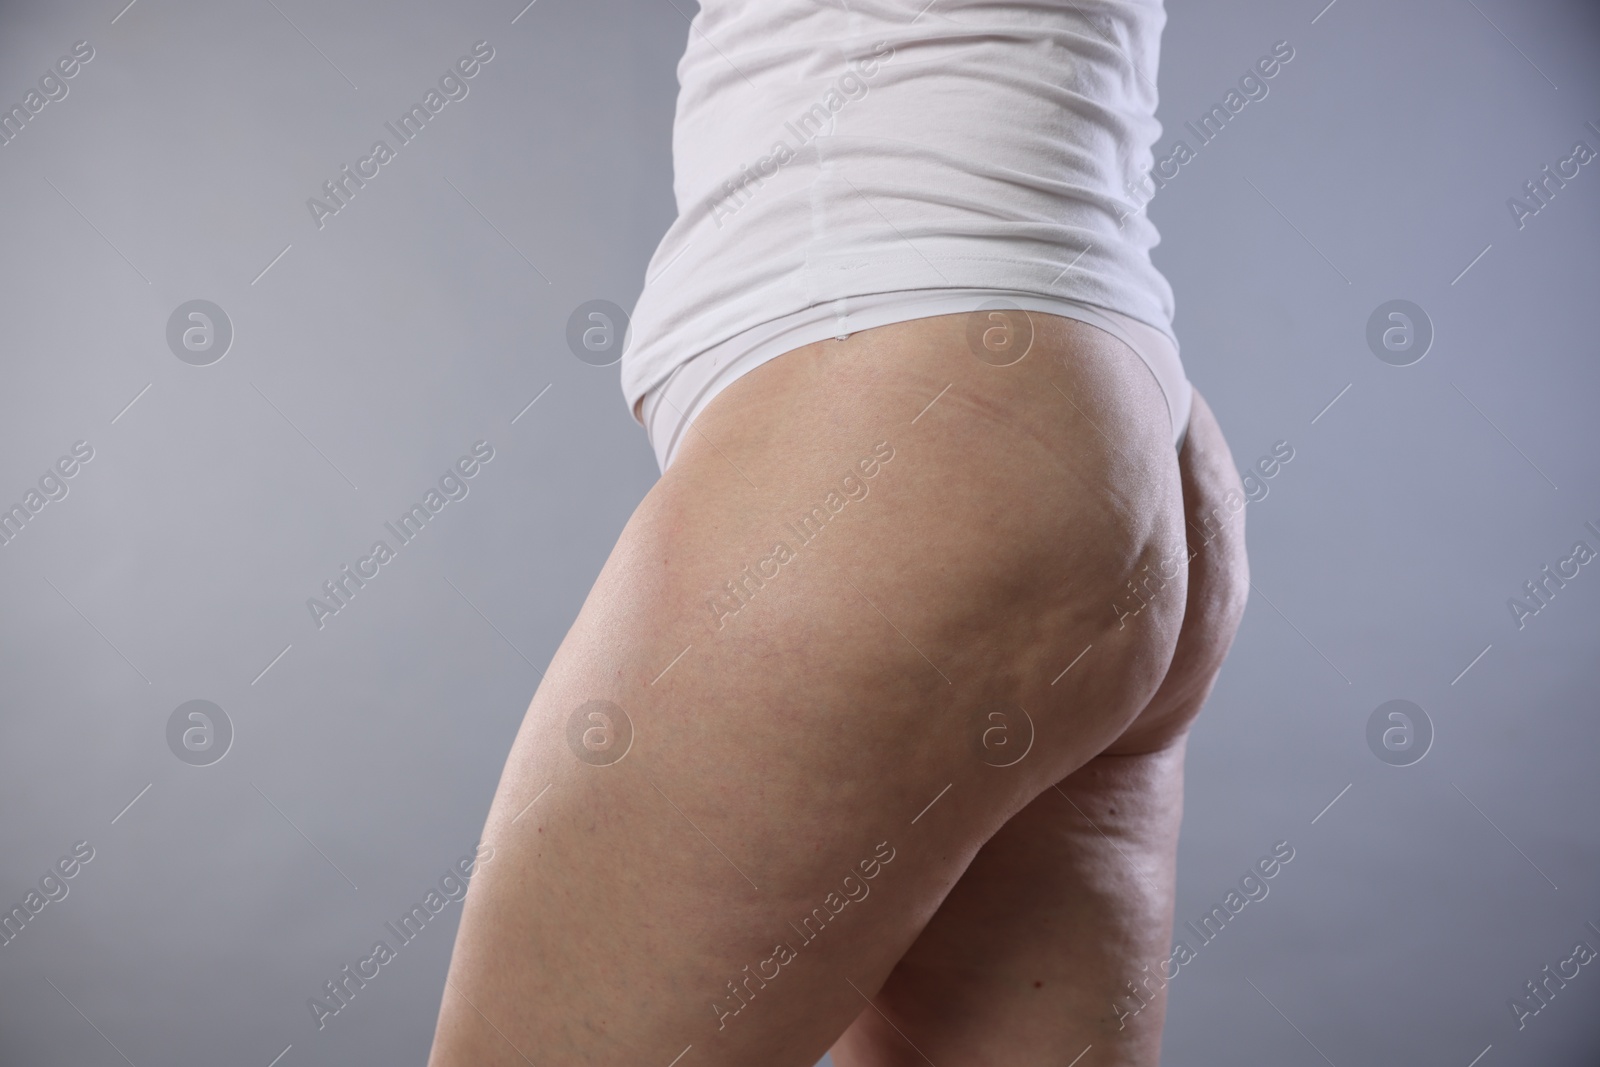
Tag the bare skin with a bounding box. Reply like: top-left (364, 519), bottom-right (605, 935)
top-left (426, 310), bottom-right (1248, 1066)
top-left (830, 386), bottom-right (1248, 1066)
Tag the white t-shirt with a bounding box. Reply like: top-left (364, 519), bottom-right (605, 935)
top-left (622, 0), bottom-right (1178, 424)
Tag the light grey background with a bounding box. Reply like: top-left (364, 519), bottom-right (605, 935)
top-left (0, 1), bottom-right (1595, 1065)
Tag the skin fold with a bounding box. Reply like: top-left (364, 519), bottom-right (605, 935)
top-left (426, 310), bottom-right (1248, 1066)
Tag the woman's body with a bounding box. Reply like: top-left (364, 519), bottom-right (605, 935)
top-left (429, 3), bottom-right (1248, 1064)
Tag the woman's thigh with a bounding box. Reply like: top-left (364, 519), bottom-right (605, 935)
top-left (426, 311), bottom-right (1190, 1067)
top-left (830, 392), bottom-right (1250, 1067)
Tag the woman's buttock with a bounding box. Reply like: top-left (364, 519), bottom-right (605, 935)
top-left (656, 308), bottom-right (1189, 785)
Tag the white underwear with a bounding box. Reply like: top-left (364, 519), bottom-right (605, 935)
top-left (637, 287), bottom-right (1191, 473)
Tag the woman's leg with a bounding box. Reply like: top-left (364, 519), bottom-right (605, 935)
top-left (426, 311), bottom-right (1190, 1066)
top-left (830, 393), bottom-right (1250, 1067)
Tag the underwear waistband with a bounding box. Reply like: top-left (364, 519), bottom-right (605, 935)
top-left (638, 288), bottom-right (1192, 473)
